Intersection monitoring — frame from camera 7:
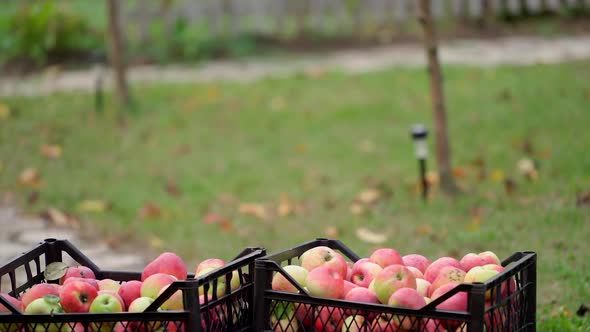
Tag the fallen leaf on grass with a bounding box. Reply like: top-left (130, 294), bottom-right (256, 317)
top-left (27, 191), bottom-right (39, 205)
top-left (40, 144), bottom-right (62, 159)
top-left (18, 168), bottom-right (42, 187)
top-left (349, 203), bottom-right (365, 215)
top-left (277, 194), bottom-right (294, 217)
top-left (138, 202), bottom-right (161, 220)
top-left (517, 158), bottom-right (538, 181)
top-left (303, 66), bottom-right (326, 79)
top-left (150, 236), bottom-right (164, 250)
top-left (504, 178), bottom-right (517, 195)
top-left (0, 103), bottom-right (11, 120)
top-left (165, 181), bottom-right (182, 197)
top-left (358, 139), bottom-right (376, 153)
top-left (425, 171), bottom-right (439, 186)
top-left (40, 208), bottom-right (69, 227)
top-left (355, 228), bottom-right (388, 244)
top-left (357, 188), bottom-right (381, 205)
top-left (452, 167), bottom-right (468, 180)
top-left (239, 203), bottom-right (269, 221)
top-left (576, 191), bottom-right (590, 207)
top-left (77, 200), bottom-right (110, 213)
top-left (490, 169), bottom-right (505, 182)
top-left (415, 225), bottom-right (433, 236)
top-left (325, 226), bottom-right (339, 238)
top-left (202, 213), bottom-right (234, 232)
top-left (270, 96), bottom-right (286, 111)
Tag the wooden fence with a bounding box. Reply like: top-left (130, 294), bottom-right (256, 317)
top-left (122, 0), bottom-right (588, 42)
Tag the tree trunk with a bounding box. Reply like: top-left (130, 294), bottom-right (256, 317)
top-left (479, 0), bottom-right (493, 29)
top-left (417, 0), bottom-right (459, 195)
top-left (106, 0), bottom-right (131, 108)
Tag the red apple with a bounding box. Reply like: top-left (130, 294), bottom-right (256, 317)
top-left (460, 253), bottom-right (487, 272)
top-left (271, 265), bottom-right (308, 292)
top-left (118, 280), bottom-right (142, 308)
top-left (371, 264), bottom-right (417, 304)
top-left (314, 306), bottom-right (344, 332)
top-left (407, 266), bottom-right (424, 279)
top-left (295, 302), bottom-right (313, 328)
top-left (0, 293), bottom-right (24, 332)
top-left (388, 288), bottom-right (426, 330)
top-left (306, 266), bottom-right (344, 299)
top-left (98, 279), bottom-right (121, 292)
top-left (300, 246), bottom-right (348, 280)
top-left (344, 287), bottom-right (379, 305)
top-left (369, 248), bottom-right (403, 268)
top-left (429, 266), bottom-right (466, 297)
top-left (424, 257), bottom-right (462, 283)
top-left (402, 254), bottom-right (432, 274)
top-left (351, 261), bottom-right (382, 288)
top-left (345, 261), bottom-right (354, 281)
top-left (141, 273), bottom-right (177, 299)
top-left (431, 283), bottom-right (468, 330)
top-left (343, 280), bottom-right (358, 298)
top-left (60, 266), bottom-right (96, 284)
top-left (195, 258), bottom-right (225, 276)
top-left (63, 277), bottom-right (99, 290)
top-left (142, 252), bottom-right (188, 281)
top-left (59, 279), bottom-right (99, 313)
top-left (20, 283), bottom-right (60, 308)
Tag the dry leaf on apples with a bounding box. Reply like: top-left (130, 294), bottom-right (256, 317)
top-left (138, 202), bottom-right (161, 220)
top-left (355, 228), bottom-right (388, 244)
top-left (18, 168), bottom-right (42, 187)
top-left (357, 188), bottom-right (381, 205)
top-left (77, 200), bottom-right (109, 213)
top-left (239, 203), bottom-right (269, 221)
top-left (40, 144), bottom-right (62, 159)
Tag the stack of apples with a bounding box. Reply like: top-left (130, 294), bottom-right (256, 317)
top-left (0, 252), bottom-right (241, 332)
top-left (270, 246), bottom-right (513, 332)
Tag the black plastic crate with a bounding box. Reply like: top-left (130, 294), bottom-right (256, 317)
top-left (254, 238), bottom-right (536, 332)
top-left (0, 238), bottom-right (265, 332)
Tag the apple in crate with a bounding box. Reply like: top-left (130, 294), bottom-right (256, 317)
top-left (63, 277), bottom-right (99, 290)
top-left (314, 306), bottom-right (344, 332)
top-left (424, 257), bottom-right (462, 283)
top-left (370, 313), bottom-right (395, 332)
top-left (142, 252), bottom-right (188, 281)
top-left (271, 265), bottom-right (308, 292)
top-left (98, 279), bottom-right (121, 292)
top-left (90, 293), bottom-right (124, 332)
top-left (430, 283), bottom-right (468, 331)
top-left (300, 246), bottom-right (348, 279)
top-left (1, 293), bottom-right (24, 332)
top-left (342, 315), bottom-right (369, 332)
top-left (415, 278), bottom-right (431, 297)
top-left (351, 261), bottom-right (382, 288)
top-left (402, 254), bottom-right (432, 274)
top-left (118, 280), bottom-right (142, 308)
top-left (460, 253), bottom-right (488, 272)
top-left (20, 283), bottom-right (60, 308)
top-left (25, 295), bottom-right (64, 332)
top-left (371, 264), bottom-right (416, 304)
top-left (158, 284), bottom-right (184, 311)
top-left (479, 251), bottom-right (501, 266)
top-left (429, 266), bottom-right (466, 297)
top-left (369, 248), bottom-right (403, 268)
top-left (306, 266), bottom-right (344, 299)
top-left (270, 302), bottom-right (298, 332)
top-left (59, 279), bottom-right (99, 313)
top-left (141, 273), bottom-right (176, 299)
top-left (388, 288), bottom-right (426, 330)
top-left (98, 290), bottom-right (125, 311)
top-left (60, 266), bottom-right (96, 284)
top-left (195, 258), bottom-right (226, 276)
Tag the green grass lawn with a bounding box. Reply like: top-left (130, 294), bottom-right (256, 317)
top-left (1, 62), bottom-right (589, 329)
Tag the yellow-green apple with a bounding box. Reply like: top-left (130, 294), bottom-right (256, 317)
top-left (158, 284), bottom-right (183, 311)
top-left (406, 266), bottom-right (424, 279)
top-left (98, 290), bottom-right (125, 311)
top-left (351, 261), bottom-right (382, 288)
top-left (388, 288), bottom-right (426, 330)
top-left (478, 251), bottom-right (501, 266)
top-left (431, 283), bottom-right (468, 331)
top-left (369, 248), bottom-right (403, 268)
top-left (460, 253), bottom-right (487, 272)
top-left (415, 278), bottom-right (431, 297)
top-left (89, 293), bottom-right (124, 332)
top-left (0, 293), bottom-right (24, 332)
top-left (464, 266), bottom-right (499, 300)
top-left (129, 296), bottom-right (154, 312)
top-left (117, 280), bottom-right (142, 308)
top-left (482, 264), bottom-right (515, 299)
top-left (98, 279), bottom-right (121, 292)
top-left (25, 295), bottom-right (64, 332)
top-left (371, 264), bottom-right (417, 304)
top-left (60, 266), bottom-right (96, 284)
top-left (343, 280), bottom-right (358, 298)
top-left (370, 313), bottom-right (395, 332)
top-left (342, 315), bottom-right (369, 332)
top-left (20, 283), bottom-right (60, 308)
top-left (300, 246), bottom-right (348, 279)
top-left (198, 270), bottom-right (240, 298)
top-left (306, 266), bottom-right (345, 299)
top-left (402, 254), bottom-right (432, 274)
top-left (424, 297), bottom-right (432, 304)
top-left (270, 302), bottom-right (298, 332)
top-left (271, 265), bottom-right (308, 292)
top-left (63, 277), bottom-right (99, 290)
top-left (59, 279), bottom-right (99, 312)
top-left (141, 252), bottom-right (187, 281)
top-left (140, 273), bottom-right (177, 299)
top-left (195, 258), bottom-right (225, 276)
top-left (429, 266), bottom-right (466, 297)
top-left (424, 257), bottom-right (462, 283)
top-left (314, 306), bottom-right (344, 332)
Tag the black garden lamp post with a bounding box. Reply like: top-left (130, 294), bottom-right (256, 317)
top-left (411, 124), bottom-right (429, 201)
